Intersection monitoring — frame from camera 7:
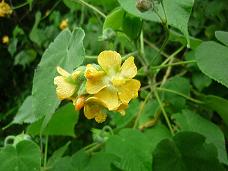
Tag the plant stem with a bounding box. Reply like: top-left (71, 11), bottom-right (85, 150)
top-left (12, 1), bottom-right (29, 10)
top-left (73, 0), bottom-right (106, 18)
top-left (151, 60), bottom-right (196, 70)
top-left (133, 93), bottom-right (151, 128)
top-left (144, 39), bottom-right (169, 58)
top-left (154, 90), bottom-right (174, 135)
top-left (43, 136), bottom-right (49, 168)
top-left (156, 87), bottom-right (204, 104)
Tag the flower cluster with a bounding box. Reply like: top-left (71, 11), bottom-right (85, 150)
top-left (54, 51), bottom-right (141, 123)
top-left (0, 0), bottom-right (12, 17)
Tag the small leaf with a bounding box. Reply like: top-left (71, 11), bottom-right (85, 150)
top-left (27, 103), bottom-right (79, 136)
top-left (215, 31), bottom-right (228, 46)
top-left (202, 95), bottom-right (228, 126)
top-left (162, 76), bottom-right (190, 112)
top-left (195, 41), bottom-right (228, 88)
top-left (14, 49), bottom-right (37, 68)
top-left (192, 72), bottom-right (212, 91)
top-left (173, 110), bottom-right (228, 164)
top-left (0, 140), bottom-right (41, 171)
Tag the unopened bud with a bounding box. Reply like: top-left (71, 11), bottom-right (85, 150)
top-left (136, 0), bottom-right (153, 12)
top-left (74, 96), bottom-right (85, 110)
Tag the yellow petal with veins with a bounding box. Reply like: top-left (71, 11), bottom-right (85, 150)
top-left (120, 56), bottom-right (137, 79)
top-left (118, 79), bottom-right (141, 104)
top-left (54, 76), bottom-right (76, 100)
top-left (86, 78), bottom-right (106, 94)
top-left (56, 66), bottom-right (70, 77)
top-left (98, 51), bottom-right (121, 73)
top-left (94, 87), bottom-right (119, 110)
top-left (95, 112), bottom-right (107, 123)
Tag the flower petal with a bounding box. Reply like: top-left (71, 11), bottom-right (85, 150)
top-left (120, 56), bottom-right (137, 79)
top-left (86, 78), bottom-right (106, 94)
top-left (85, 64), bottom-right (105, 80)
top-left (94, 87), bottom-right (119, 110)
top-left (56, 66), bottom-right (70, 77)
top-left (84, 104), bottom-right (97, 120)
top-left (54, 76), bottom-right (76, 100)
top-left (116, 103), bottom-right (128, 116)
top-left (98, 51), bottom-right (121, 73)
top-left (95, 112), bottom-right (107, 123)
top-left (118, 79), bottom-right (141, 104)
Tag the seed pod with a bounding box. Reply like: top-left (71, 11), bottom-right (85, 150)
top-left (136, 0), bottom-right (153, 12)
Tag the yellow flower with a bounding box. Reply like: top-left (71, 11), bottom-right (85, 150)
top-left (2, 35), bottom-right (9, 44)
top-left (83, 97), bottom-right (107, 123)
top-left (85, 50), bottom-right (141, 111)
top-left (59, 19), bottom-right (68, 30)
top-left (54, 66), bottom-right (81, 100)
top-left (0, 0), bottom-right (12, 17)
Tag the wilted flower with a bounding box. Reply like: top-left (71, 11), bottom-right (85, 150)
top-left (2, 35), bottom-right (9, 44)
top-left (59, 19), bottom-right (68, 30)
top-left (0, 0), bottom-right (12, 17)
top-left (85, 50), bottom-right (141, 111)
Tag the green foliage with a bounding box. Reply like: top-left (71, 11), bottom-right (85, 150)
top-left (1, 0), bottom-right (228, 171)
top-left (27, 103), bottom-right (79, 136)
top-left (153, 132), bottom-right (225, 171)
top-left (173, 110), bottom-right (228, 164)
top-left (195, 41), bottom-right (228, 88)
top-left (0, 140), bottom-right (41, 171)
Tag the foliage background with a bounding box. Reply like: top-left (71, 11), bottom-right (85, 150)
top-left (0, 0), bottom-right (228, 170)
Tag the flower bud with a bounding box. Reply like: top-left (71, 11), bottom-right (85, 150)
top-left (136, 0), bottom-right (153, 12)
top-left (74, 96), bottom-right (85, 111)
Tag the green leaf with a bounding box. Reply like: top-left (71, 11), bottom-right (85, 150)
top-left (104, 8), bottom-right (125, 30)
top-left (8, 38), bottom-right (18, 56)
top-left (163, 0), bottom-right (194, 46)
top-left (84, 152), bottom-right (119, 171)
top-left (169, 30), bottom-right (202, 49)
top-left (144, 124), bottom-right (172, 152)
top-left (27, 103), bottom-right (79, 136)
top-left (215, 31), bottom-right (228, 46)
top-left (162, 76), bottom-right (190, 112)
top-left (0, 140), bottom-right (41, 171)
top-left (118, 0), bottom-right (194, 44)
top-left (173, 110), bottom-right (228, 164)
top-left (138, 99), bottom-right (159, 129)
top-left (122, 13), bottom-right (142, 40)
top-left (29, 11), bottom-right (45, 46)
top-left (192, 72), bottom-right (212, 91)
top-left (32, 28), bottom-right (85, 121)
top-left (12, 96), bottom-right (36, 124)
top-left (195, 41), bottom-right (228, 88)
top-left (47, 142), bottom-right (71, 168)
top-left (105, 129), bottom-right (152, 171)
top-left (14, 49), bottom-right (37, 68)
top-left (153, 132), bottom-right (225, 171)
top-left (202, 95), bottom-right (228, 126)
top-left (111, 99), bottom-right (139, 128)
top-left (117, 0), bottom-right (162, 22)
